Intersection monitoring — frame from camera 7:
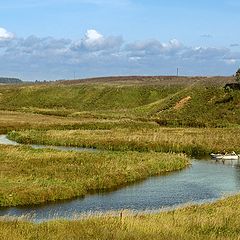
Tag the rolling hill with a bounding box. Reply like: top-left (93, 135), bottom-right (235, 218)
top-left (0, 76), bottom-right (239, 127)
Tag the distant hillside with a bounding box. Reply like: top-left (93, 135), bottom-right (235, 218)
top-left (0, 77), bottom-right (22, 84)
top-left (58, 75), bottom-right (234, 86)
top-left (0, 75), bottom-right (239, 127)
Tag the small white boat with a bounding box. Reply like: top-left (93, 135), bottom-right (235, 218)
top-left (210, 152), bottom-right (239, 161)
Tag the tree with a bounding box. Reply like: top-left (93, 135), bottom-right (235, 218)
top-left (236, 68), bottom-right (240, 83)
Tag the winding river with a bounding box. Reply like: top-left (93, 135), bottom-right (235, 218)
top-left (1, 135), bottom-right (240, 222)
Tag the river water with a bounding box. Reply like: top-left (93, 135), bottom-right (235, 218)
top-left (1, 135), bottom-right (240, 222)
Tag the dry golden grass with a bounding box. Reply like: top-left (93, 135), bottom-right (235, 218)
top-left (1, 195), bottom-right (240, 239)
top-left (0, 110), bottom-right (157, 134)
top-left (9, 127), bottom-right (240, 156)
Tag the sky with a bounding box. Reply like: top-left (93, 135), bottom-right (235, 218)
top-left (0, 0), bottom-right (240, 81)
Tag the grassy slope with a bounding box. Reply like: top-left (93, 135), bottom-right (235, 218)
top-left (1, 195), bottom-right (240, 240)
top-left (0, 81), bottom-right (181, 113)
top-left (0, 76), bottom-right (239, 127)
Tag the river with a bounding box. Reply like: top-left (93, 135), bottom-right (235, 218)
top-left (1, 135), bottom-right (240, 222)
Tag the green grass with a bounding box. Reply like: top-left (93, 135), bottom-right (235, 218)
top-left (0, 82), bottom-right (181, 113)
top-left (0, 145), bottom-right (188, 207)
top-left (1, 195), bottom-right (240, 240)
top-left (8, 127), bottom-right (240, 156)
top-left (1, 76), bottom-right (239, 127)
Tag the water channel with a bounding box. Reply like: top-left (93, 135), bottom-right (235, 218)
top-left (1, 135), bottom-right (240, 222)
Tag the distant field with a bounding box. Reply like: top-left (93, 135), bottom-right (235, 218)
top-left (0, 110), bottom-right (159, 134)
top-left (57, 75), bottom-right (234, 86)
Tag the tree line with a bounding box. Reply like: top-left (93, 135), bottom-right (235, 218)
top-left (0, 77), bottom-right (22, 83)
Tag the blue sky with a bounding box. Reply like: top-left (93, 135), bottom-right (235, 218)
top-left (0, 0), bottom-right (240, 81)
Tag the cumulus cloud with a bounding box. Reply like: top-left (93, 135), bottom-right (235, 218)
top-left (125, 39), bottom-right (183, 58)
top-left (0, 28), bottom-right (239, 80)
top-left (85, 29), bottom-right (103, 45)
top-left (0, 27), bottom-right (14, 40)
top-left (182, 47), bottom-right (230, 61)
top-left (70, 29), bottom-right (123, 53)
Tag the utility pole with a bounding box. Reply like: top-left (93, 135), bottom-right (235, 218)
top-left (177, 68), bottom-right (179, 77)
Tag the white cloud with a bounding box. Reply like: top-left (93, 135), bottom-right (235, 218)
top-left (71, 29), bottom-right (123, 52)
top-left (126, 38), bottom-right (183, 57)
top-left (0, 28), bottom-right (239, 80)
top-left (83, 29), bottom-right (104, 47)
top-left (182, 47), bottom-right (230, 61)
top-left (0, 27), bottom-right (14, 41)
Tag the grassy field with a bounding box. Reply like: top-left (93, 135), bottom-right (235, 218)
top-left (0, 145), bottom-right (188, 207)
top-left (1, 195), bottom-right (240, 240)
top-left (0, 110), bottom-right (158, 134)
top-left (8, 127), bottom-right (240, 156)
top-left (1, 76), bottom-right (240, 239)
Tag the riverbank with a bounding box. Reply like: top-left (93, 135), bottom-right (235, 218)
top-left (0, 145), bottom-right (188, 207)
top-left (8, 127), bottom-right (240, 156)
top-left (1, 194), bottom-right (240, 240)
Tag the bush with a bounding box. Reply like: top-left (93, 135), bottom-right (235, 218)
top-left (236, 68), bottom-right (240, 83)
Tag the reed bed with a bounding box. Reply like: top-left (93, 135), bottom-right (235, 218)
top-left (8, 127), bottom-right (240, 156)
top-left (0, 145), bottom-right (188, 207)
top-left (1, 194), bottom-right (240, 239)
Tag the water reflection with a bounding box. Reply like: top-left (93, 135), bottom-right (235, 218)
top-left (1, 135), bottom-right (240, 222)
top-left (1, 160), bottom-right (240, 222)
top-left (0, 135), bottom-right (96, 152)
top-left (0, 135), bottom-right (19, 145)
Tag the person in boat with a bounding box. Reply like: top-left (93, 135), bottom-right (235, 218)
top-left (222, 150), bottom-right (227, 155)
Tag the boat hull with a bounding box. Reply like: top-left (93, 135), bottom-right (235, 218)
top-left (210, 153), bottom-right (239, 160)
top-left (222, 155), bottom-right (239, 160)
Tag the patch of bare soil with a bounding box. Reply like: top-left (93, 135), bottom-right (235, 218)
top-left (174, 96), bottom-right (191, 110)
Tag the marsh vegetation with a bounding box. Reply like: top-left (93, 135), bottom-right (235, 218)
top-left (1, 76), bottom-right (240, 239)
top-left (0, 145), bottom-right (188, 207)
top-left (8, 127), bottom-right (240, 156)
top-left (1, 195), bottom-right (240, 240)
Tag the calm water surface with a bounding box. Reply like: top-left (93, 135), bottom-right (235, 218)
top-left (1, 135), bottom-right (240, 221)
top-left (0, 134), bottom-right (96, 152)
